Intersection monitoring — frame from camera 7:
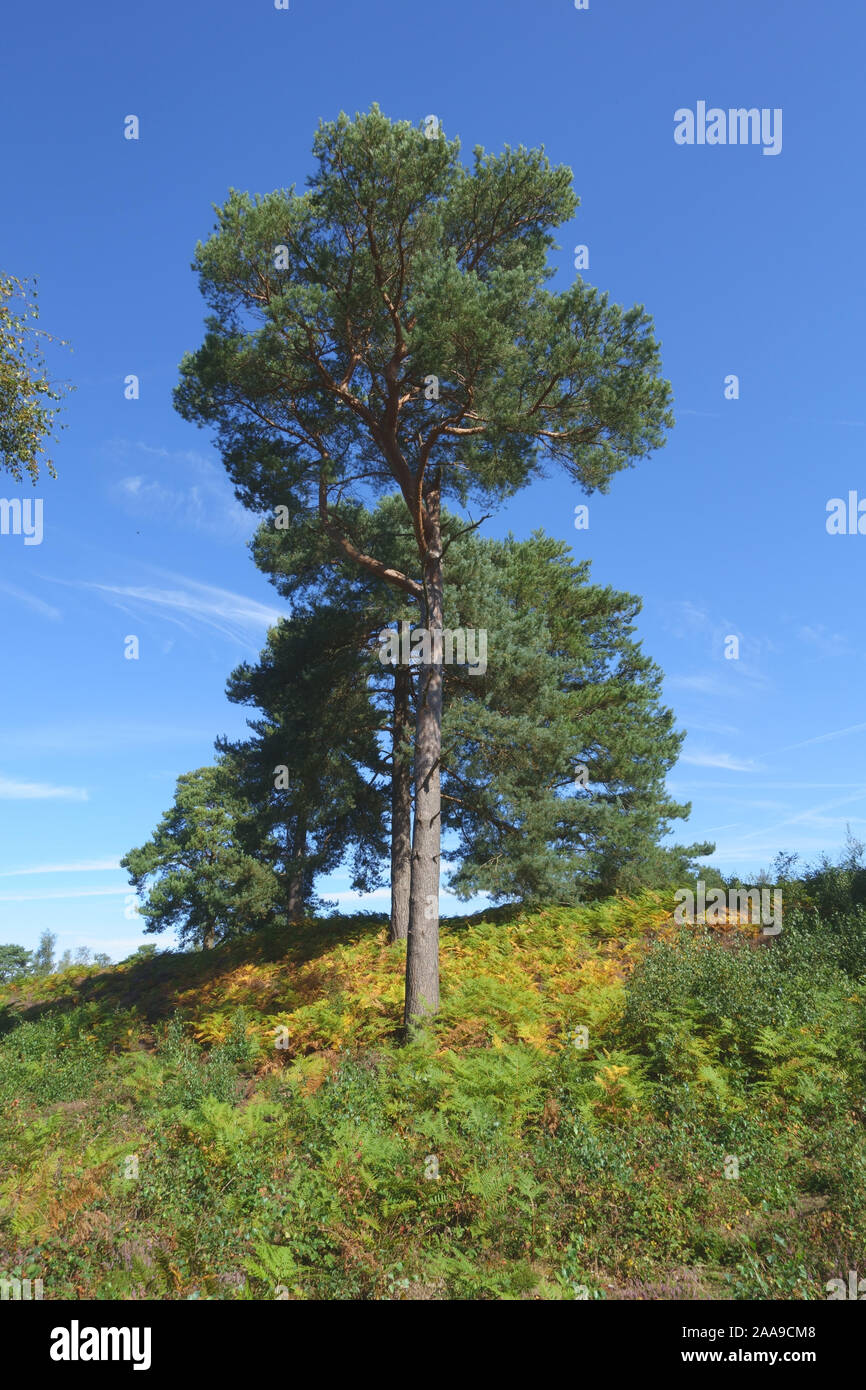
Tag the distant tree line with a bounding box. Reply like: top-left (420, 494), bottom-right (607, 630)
top-left (0, 931), bottom-right (112, 983)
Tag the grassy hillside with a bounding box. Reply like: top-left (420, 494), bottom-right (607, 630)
top-left (1, 892), bottom-right (864, 1300)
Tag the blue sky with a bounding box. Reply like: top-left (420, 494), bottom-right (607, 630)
top-left (1, 0), bottom-right (863, 959)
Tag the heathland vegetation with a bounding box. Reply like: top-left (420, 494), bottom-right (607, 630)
top-left (1, 848), bottom-right (864, 1300)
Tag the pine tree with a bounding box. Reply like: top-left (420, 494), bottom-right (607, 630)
top-left (219, 604), bottom-right (389, 921)
top-left (121, 764), bottom-right (279, 950)
top-left (250, 498), bottom-right (417, 940)
top-left (174, 106), bottom-right (674, 1022)
top-left (439, 530), bottom-right (705, 903)
top-left (250, 496), bottom-right (706, 920)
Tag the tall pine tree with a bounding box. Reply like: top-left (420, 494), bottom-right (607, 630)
top-left (175, 107), bottom-right (674, 1018)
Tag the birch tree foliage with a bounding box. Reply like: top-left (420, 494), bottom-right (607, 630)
top-left (0, 274), bottom-right (73, 483)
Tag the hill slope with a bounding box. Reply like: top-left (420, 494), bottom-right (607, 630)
top-left (1, 894), bottom-right (863, 1300)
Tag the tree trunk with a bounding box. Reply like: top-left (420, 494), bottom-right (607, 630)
top-left (389, 663), bottom-right (412, 943)
top-left (287, 817), bottom-right (307, 923)
top-left (203, 922), bottom-right (216, 950)
top-left (405, 495), bottom-right (443, 1024)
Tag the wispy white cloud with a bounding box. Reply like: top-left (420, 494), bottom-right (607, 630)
top-left (668, 662), bottom-right (770, 696)
top-left (0, 886), bottom-right (128, 902)
top-left (681, 751), bottom-right (760, 772)
top-left (668, 673), bottom-right (729, 695)
top-left (0, 583), bottom-right (61, 620)
top-left (106, 442), bottom-right (253, 541)
top-left (720, 788), bottom-right (866, 848)
top-left (797, 625), bottom-right (852, 657)
top-left (670, 780), bottom-right (866, 791)
top-left (705, 841), bottom-right (829, 866)
top-left (662, 602), bottom-right (773, 694)
top-left (660, 599), bottom-right (710, 638)
top-left (0, 721), bottom-right (216, 755)
top-left (682, 719), bottom-right (741, 737)
top-left (772, 722), bottom-right (866, 755)
top-left (0, 776), bottom-right (88, 802)
top-left (72, 574), bottom-right (286, 648)
top-left (0, 859), bottom-right (121, 878)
